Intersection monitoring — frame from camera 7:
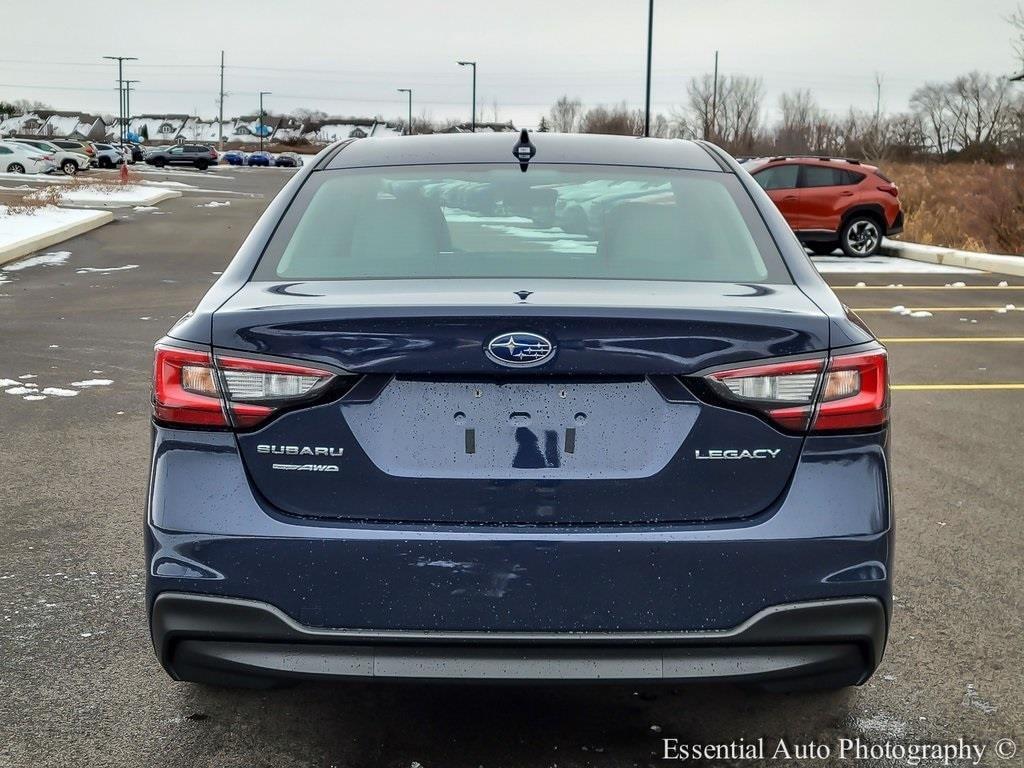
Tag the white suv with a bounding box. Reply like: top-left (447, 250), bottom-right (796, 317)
top-left (10, 138), bottom-right (90, 175)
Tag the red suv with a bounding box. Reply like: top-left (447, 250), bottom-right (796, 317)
top-left (745, 157), bottom-right (903, 257)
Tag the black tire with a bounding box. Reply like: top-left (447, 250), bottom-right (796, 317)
top-left (61, 159), bottom-right (79, 176)
top-left (807, 242), bottom-right (839, 256)
top-left (194, 160), bottom-right (208, 170)
top-left (840, 215), bottom-right (883, 258)
top-left (7, 163), bottom-right (25, 174)
top-left (153, 157), bottom-right (166, 168)
top-left (99, 157), bottom-right (112, 169)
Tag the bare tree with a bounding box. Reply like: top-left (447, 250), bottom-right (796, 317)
top-left (1011, 4), bottom-right (1024, 68)
top-left (549, 96), bottom-right (583, 133)
top-left (578, 103), bottom-right (641, 136)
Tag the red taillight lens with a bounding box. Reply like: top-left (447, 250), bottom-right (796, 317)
top-left (877, 184), bottom-right (899, 197)
top-left (153, 345), bottom-right (227, 427)
top-left (701, 348), bottom-right (888, 433)
top-left (153, 344), bottom-right (336, 429)
top-left (812, 349), bottom-right (888, 431)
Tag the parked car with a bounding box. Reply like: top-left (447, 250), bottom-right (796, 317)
top-left (148, 133), bottom-right (892, 692)
top-left (222, 150), bottom-right (247, 166)
top-left (10, 138), bottom-right (90, 175)
top-left (91, 143), bottom-right (125, 169)
top-left (0, 140), bottom-right (56, 174)
top-left (118, 143), bottom-right (144, 163)
top-left (51, 139), bottom-right (96, 162)
top-left (744, 156), bottom-right (903, 257)
top-left (144, 144), bottom-right (219, 170)
top-left (246, 150), bottom-right (274, 167)
top-left (274, 152), bottom-right (302, 167)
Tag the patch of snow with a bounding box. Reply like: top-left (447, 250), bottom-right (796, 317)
top-left (48, 344), bottom-right (60, 349)
top-left (18, 374), bottom-right (36, 379)
top-left (0, 378), bottom-right (20, 387)
top-left (1, 251), bottom-right (71, 272)
top-left (133, 206), bottom-right (159, 212)
top-left (998, 281), bottom-right (1009, 287)
top-left (963, 684), bottom-right (996, 714)
top-left (951, 281), bottom-right (967, 287)
top-left (811, 256), bottom-right (979, 274)
top-left (909, 310), bottom-right (933, 318)
top-left (75, 265), bottom-right (139, 274)
top-left (854, 281), bottom-right (866, 287)
top-left (36, 185), bottom-right (178, 208)
top-left (22, 395), bottom-right (46, 401)
top-left (853, 713), bottom-right (907, 738)
top-left (41, 387), bottom-right (78, 397)
top-left (4, 387), bottom-right (36, 395)
top-left (889, 305), bottom-right (907, 314)
top-left (71, 379), bottom-right (113, 387)
top-left (196, 200), bottom-right (231, 208)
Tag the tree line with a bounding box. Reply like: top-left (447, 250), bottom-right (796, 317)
top-left (543, 70), bottom-right (1024, 162)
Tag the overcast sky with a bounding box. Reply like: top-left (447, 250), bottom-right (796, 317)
top-left (2, 0), bottom-right (1021, 128)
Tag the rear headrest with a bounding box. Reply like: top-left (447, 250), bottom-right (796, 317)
top-left (598, 203), bottom-right (686, 263)
top-left (350, 194), bottom-right (451, 262)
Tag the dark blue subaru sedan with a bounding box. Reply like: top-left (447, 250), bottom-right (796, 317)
top-left (147, 132), bottom-right (892, 691)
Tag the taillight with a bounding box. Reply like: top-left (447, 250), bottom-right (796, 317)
top-left (877, 183), bottom-right (899, 197)
top-left (700, 348), bottom-right (888, 433)
top-left (812, 349), bottom-right (888, 431)
top-left (153, 344), bottom-right (337, 429)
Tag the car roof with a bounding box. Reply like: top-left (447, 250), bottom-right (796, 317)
top-left (748, 155), bottom-right (873, 170)
top-left (324, 132), bottom-right (724, 172)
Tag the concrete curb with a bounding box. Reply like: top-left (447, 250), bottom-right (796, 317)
top-left (0, 210), bottom-right (114, 267)
top-left (882, 238), bottom-right (1024, 277)
top-left (59, 188), bottom-right (182, 209)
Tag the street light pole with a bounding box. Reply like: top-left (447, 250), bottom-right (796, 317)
top-left (103, 55), bottom-right (137, 144)
top-left (258, 91), bottom-right (271, 153)
top-left (457, 61), bottom-right (476, 132)
top-left (643, 0), bottom-right (653, 137)
top-left (397, 89), bottom-right (413, 135)
top-left (122, 80), bottom-right (140, 142)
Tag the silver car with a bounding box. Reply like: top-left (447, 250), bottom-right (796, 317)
top-left (10, 138), bottom-right (90, 175)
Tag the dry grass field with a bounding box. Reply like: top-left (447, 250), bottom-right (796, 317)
top-left (886, 162), bottom-right (1024, 255)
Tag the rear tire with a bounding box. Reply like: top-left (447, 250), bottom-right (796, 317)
top-left (840, 216), bottom-right (882, 258)
top-left (7, 163), bottom-right (25, 174)
top-left (194, 160), bottom-right (208, 170)
top-left (153, 158), bottom-right (166, 168)
top-left (99, 157), bottom-right (112, 169)
top-left (61, 160), bottom-right (78, 176)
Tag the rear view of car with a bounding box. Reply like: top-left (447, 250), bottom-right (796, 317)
top-left (148, 133), bottom-right (892, 692)
top-left (746, 157), bottom-right (903, 257)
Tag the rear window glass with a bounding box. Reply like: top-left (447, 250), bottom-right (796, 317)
top-left (254, 165), bottom-right (790, 284)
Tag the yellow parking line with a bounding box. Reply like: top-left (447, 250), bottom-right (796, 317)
top-left (853, 307), bottom-right (1019, 312)
top-left (881, 337), bottom-right (1024, 343)
top-left (893, 384), bottom-right (1024, 390)
top-left (834, 285), bottom-right (1021, 290)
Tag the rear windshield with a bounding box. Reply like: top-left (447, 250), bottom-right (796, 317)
top-left (254, 165), bottom-right (790, 283)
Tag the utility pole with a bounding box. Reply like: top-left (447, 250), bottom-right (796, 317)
top-left (457, 61), bottom-right (476, 132)
top-left (258, 91), bottom-right (271, 153)
top-left (218, 51), bottom-right (225, 151)
top-left (103, 55), bottom-right (137, 145)
top-left (644, 0), bottom-right (653, 137)
top-left (397, 89), bottom-right (413, 135)
top-left (121, 80), bottom-right (140, 141)
top-left (710, 50), bottom-right (719, 141)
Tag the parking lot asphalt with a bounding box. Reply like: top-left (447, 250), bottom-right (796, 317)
top-left (1, 169), bottom-right (1021, 768)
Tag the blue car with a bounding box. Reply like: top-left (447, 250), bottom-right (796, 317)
top-left (246, 151), bottom-right (273, 167)
top-left (148, 132), bottom-right (892, 691)
top-left (222, 150), bottom-right (246, 166)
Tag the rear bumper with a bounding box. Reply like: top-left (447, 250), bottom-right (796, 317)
top-left (147, 425), bottom-right (893, 685)
top-left (888, 210), bottom-right (904, 236)
top-left (153, 593), bottom-right (886, 689)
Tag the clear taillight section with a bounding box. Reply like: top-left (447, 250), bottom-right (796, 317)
top-left (703, 348), bottom-right (888, 433)
top-left (153, 344), bottom-right (336, 429)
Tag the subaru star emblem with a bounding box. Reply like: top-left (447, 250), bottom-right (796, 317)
top-left (486, 332), bottom-right (555, 368)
